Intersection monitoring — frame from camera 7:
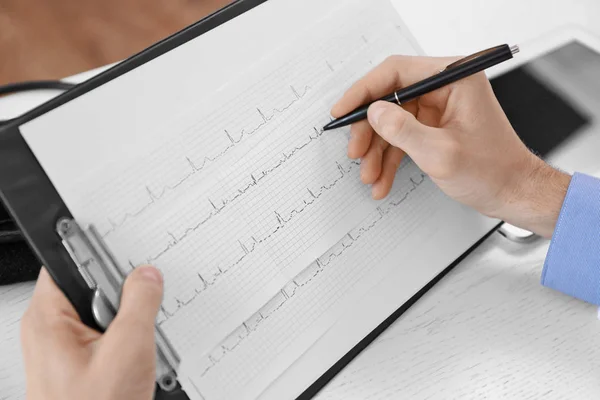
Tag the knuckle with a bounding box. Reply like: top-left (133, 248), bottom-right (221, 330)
top-left (389, 150), bottom-right (405, 169)
top-left (374, 137), bottom-right (388, 154)
top-left (382, 55), bottom-right (405, 69)
top-left (383, 55), bottom-right (399, 65)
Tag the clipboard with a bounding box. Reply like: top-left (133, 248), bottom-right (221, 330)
top-left (0, 1), bottom-right (503, 398)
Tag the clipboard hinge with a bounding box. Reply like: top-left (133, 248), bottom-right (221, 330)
top-left (56, 218), bottom-right (180, 392)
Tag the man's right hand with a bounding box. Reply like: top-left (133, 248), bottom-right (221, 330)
top-left (331, 55), bottom-right (571, 238)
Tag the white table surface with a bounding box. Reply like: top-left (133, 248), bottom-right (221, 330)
top-left (2, 1), bottom-right (600, 399)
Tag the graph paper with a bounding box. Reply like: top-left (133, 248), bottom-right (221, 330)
top-left (23, 0), bottom-right (420, 360)
top-left (17, 1), bottom-right (500, 400)
top-left (181, 160), bottom-right (447, 400)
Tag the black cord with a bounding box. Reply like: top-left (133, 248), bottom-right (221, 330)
top-left (0, 80), bottom-right (76, 126)
top-left (0, 80), bottom-right (75, 96)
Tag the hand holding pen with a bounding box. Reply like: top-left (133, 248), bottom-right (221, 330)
top-left (328, 46), bottom-right (570, 238)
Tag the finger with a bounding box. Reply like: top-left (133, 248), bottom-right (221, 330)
top-left (98, 266), bottom-right (163, 374)
top-left (331, 55), bottom-right (458, 117)
top-left (29, 267), bottom-right (79, 320)
top-left (348, 120), bottom-right (374, 159)
top-left (360, 135), bottom-right (389, 184)
top-left (367, 101), bottom-right (439, 158)
top-left (372, 147), bottom-right (405, 200)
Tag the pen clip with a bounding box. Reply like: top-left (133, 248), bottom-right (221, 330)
top-left (441, 44), bottom-right (517, 72)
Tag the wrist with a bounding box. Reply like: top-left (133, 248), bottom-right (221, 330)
top-left (493, 156), bottom-right (571, 238)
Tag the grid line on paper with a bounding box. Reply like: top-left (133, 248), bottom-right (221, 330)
top-left (191, 162), bottom-right (447, 400)
top-left (76, 17), bottom-right (402, 239)
top-left (74, 26), bottom-right (413, 354)
top-left (46, 7), bottom-right (421, 396)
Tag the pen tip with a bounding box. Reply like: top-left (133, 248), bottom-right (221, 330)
top-left (322, 122), bottom-right (333, 131)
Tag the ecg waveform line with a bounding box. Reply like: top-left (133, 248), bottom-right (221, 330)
top-left (196, 173), bottom-right (427, 377)
top-left (156, 158), bottom-right (362, 324)
top-left (102, 85), bottom-right (312, 237)
top-left (144, 124), bottom-right (329, 264)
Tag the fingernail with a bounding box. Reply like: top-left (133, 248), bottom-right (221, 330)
top-left (330, 103), bottom-right (341, 117)
top-left (372, 183), bottom-right (383, 200)
top-left (137, 266), bottom-right (163, 285)
top-left (360, 159), bottom-right (368, 181)
top-left (368, 103), bottom-right (386, 126)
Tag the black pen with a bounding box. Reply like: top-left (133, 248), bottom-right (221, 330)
top-left (323, 44), bottom-right (519, 131)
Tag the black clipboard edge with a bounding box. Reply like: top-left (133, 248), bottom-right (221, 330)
top-left (298, 223), bottom-right (502, 399)
top-left (3, 0), bottom-right (269, 131)
top-left (0, 127), bottom-right (97, 326)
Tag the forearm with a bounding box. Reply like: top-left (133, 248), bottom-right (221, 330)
top-left (493, 157), bottom-right (571, 239)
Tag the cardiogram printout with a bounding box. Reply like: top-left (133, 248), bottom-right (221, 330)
top-left (21, 0), bottom-right (498, 399)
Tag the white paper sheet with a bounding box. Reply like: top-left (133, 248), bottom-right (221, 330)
top-left (20, 0), bottom-right (498, 399)
top-left (23, 0), bottom-right (408, 359)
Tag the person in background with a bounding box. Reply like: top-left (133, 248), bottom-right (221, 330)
top-left (20, 55), bottom-right (600, 399)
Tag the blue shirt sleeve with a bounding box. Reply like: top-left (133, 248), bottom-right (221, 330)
top-left (542, 172), bottom-right (600, 305)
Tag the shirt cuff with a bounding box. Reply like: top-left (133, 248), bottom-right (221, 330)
top-left (542, 173), bottom-right (600, 305)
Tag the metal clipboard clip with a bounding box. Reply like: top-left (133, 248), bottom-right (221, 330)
top-left (56, 218), bottom-right (180, 392)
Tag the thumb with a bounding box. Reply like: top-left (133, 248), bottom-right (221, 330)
top-left (367, 101), bottom-right (437, 156)
top-left (98, 266), bottom-right (163, 376)
top-left (112, 265), bottom-right (163, 335)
